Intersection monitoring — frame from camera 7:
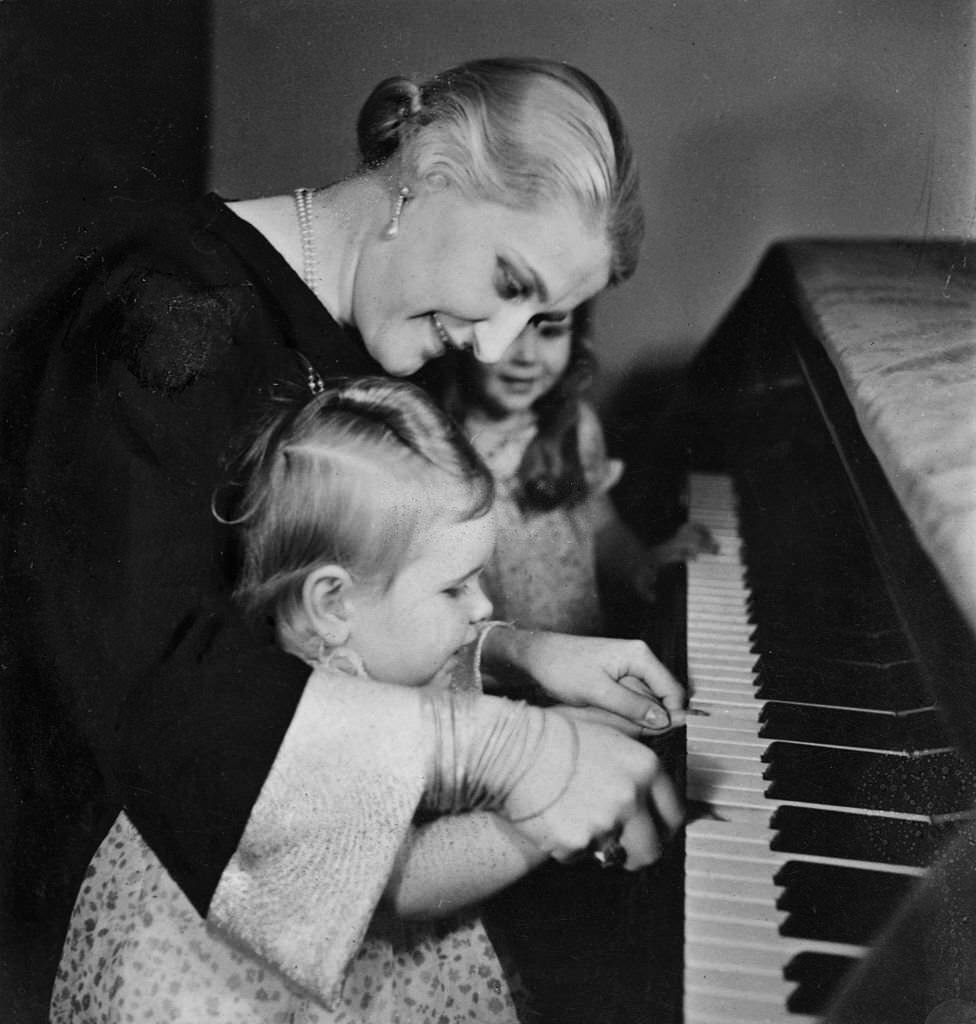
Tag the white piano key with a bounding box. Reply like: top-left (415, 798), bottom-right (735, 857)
top-left (682, 471), bottom-right (886, 1023)
top-left (684, 990), bottom-right (818, 1024)
top-left (687, 744), bottom-right (768, 763)
top-left (686, 892), bottom-right (786, 927)
top-left (685, 871), bottom-right (780, 904)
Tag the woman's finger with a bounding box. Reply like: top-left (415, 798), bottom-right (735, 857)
top-left (617, 810), bottom-right (660, 870)
top-left (648, 769), bottom-right (685, 837)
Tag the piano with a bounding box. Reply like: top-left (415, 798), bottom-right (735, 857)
top-left (677, 241), bottom-right (976, 1023)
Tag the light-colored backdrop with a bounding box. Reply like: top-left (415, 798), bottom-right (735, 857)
top-left (210, 0), bottom-right (976, 391)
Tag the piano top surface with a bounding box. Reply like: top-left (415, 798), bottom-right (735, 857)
top-left (780, 240), bottom-right (976, 640)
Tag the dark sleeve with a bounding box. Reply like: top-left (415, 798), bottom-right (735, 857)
top-left (119, 603), bottom-right (310, 916)
top-left (13, 248), bottom-right (305, 907)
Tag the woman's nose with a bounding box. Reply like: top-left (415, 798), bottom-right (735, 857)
top-left (472, 308), bottom-right (533, 363)
top-left (507, 330), bottom-right (538, 364)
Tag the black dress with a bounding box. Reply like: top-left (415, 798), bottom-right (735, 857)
top-left (3, 192), bottom-right (384, 917)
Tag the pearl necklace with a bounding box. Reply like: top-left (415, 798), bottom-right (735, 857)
top-left (293, 187), bottom-right (323, 301)
top-left (292, 188), bottom-right (327, 396)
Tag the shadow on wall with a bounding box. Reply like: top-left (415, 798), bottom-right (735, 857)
top-left (603, 76), bottom-right (940, 542)
top-left (631, 84), bottom-right (951, 379)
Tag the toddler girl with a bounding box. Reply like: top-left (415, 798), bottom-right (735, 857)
top-left (50, 378), bottom-right (605, 1024)
top-left (430, 301), bottom-right (717, 639)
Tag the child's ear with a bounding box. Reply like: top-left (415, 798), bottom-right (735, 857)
top-left (302, 565), bottom-right (353, 647)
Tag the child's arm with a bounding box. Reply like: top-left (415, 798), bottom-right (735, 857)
top-left (384, 812), bottom-right (548, 920)
top-left (595, 502), bottom-right (719, 602)
top-left (596, 498), bottom-right (720, 601)
top-left (593, 496), bottom-right (662, 603)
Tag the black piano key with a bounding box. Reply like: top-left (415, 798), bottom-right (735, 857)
top-left (784, 952), bottom-right (861, 1015)
top-left (774, 860), bottom-right (913, 906)
top-left (762, 742), bottom-right (976, 816)
top-left (773, 862), bottom-right (916, 945)
top-left (758, 704), bottom-right (949, 752)
top-left (750, 610), bottom-right (909, 661)
top-left (770, 805), bottom-right (958, 866)
top-left (754, 655), bottom-right (928, 711)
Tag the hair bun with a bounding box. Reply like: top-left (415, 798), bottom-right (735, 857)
top-left (357, 75), bottom-right (422, 167)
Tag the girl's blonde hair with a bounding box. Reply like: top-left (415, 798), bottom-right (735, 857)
top-left (222, 378), bottom-right (494, 636)
top-left (357, 56), bottom-right (643, 286)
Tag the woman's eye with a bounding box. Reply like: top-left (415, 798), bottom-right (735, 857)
top-left (497, 263), bottom-right (527, 301)
top-left (531, 313), bottom-right (571, 339)
top-left (537, 322), bottom-right (571, 339)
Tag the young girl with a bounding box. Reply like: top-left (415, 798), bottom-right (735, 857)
top-left (430, 300), bottom-right (717, 640)
top-left (428, 306), bottom-right (715, 1024)
top-left (49, 378), bottom-right (613, 1024)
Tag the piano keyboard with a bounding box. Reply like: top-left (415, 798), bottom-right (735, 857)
top-left (682, 472), bottom-right (972, 1024)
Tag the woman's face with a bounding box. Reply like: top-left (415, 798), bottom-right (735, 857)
top-left (351, 182), bottom-right (610, 377)
top-left (468, 313), bottom-right (574, 418)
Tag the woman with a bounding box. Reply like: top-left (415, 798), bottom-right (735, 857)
top-left (7, 57), bottom-right (684, 1003)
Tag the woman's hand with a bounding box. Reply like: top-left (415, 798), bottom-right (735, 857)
top-left (483, 626), bottom-right (687, 732)
top-left (505, 712), bottom-right (683, 869)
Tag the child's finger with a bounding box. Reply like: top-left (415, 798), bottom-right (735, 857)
top-left (690, 521), bottom-right (721, 554)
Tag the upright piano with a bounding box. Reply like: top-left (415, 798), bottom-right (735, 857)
top-left (678, 241), bottom-right (976, 1023)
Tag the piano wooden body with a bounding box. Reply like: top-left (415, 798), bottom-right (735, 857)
top-left (678, 241), bottom-right (976, 1023)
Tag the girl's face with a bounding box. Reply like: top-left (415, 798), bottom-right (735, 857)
top-left (467, 313), bottom-right (574, 418)
top-left (351, 182), bottom-right (609, 377)
top-left (345, 508), bottom-right (497, 688)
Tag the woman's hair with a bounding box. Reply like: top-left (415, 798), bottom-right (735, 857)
top-left (356, 56), bottom-right (644, 286)
top-left (219, 378), bottom-right (494, 636)
top-left (429, 302), bottom-right (597, 513)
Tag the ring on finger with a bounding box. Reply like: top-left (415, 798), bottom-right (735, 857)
top-left (593, 835), bottom-right (627, 869)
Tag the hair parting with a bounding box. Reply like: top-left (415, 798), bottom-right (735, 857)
top-left (356, 56), bottom-right (644, 284)
top-left (215, 378), bottom-right (494, 635)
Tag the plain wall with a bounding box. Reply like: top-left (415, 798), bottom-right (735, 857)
top-left (210, 0), bottom-right (976, 391)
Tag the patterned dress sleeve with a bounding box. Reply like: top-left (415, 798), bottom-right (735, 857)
top-left (577, 402), bottom-right (625, 496)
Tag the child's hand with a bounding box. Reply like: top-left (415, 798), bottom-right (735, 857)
top-left (507, 631), bottom-right (686, 732)
top-left (628, 521), bottom-right (721, 603)
top-left (650, 521), bottom-right (720, 566)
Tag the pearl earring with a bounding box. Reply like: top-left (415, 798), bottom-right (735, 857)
top-left (382, 185), bottom-right (412, 239)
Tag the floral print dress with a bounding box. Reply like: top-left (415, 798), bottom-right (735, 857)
top-left (50, 648), bottom-right (521, 1024)
top-left (467, 403), bottom-right (623, 638)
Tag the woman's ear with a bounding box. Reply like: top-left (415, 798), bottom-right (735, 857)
top-left (302, 565), bottom-right (353, 647)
